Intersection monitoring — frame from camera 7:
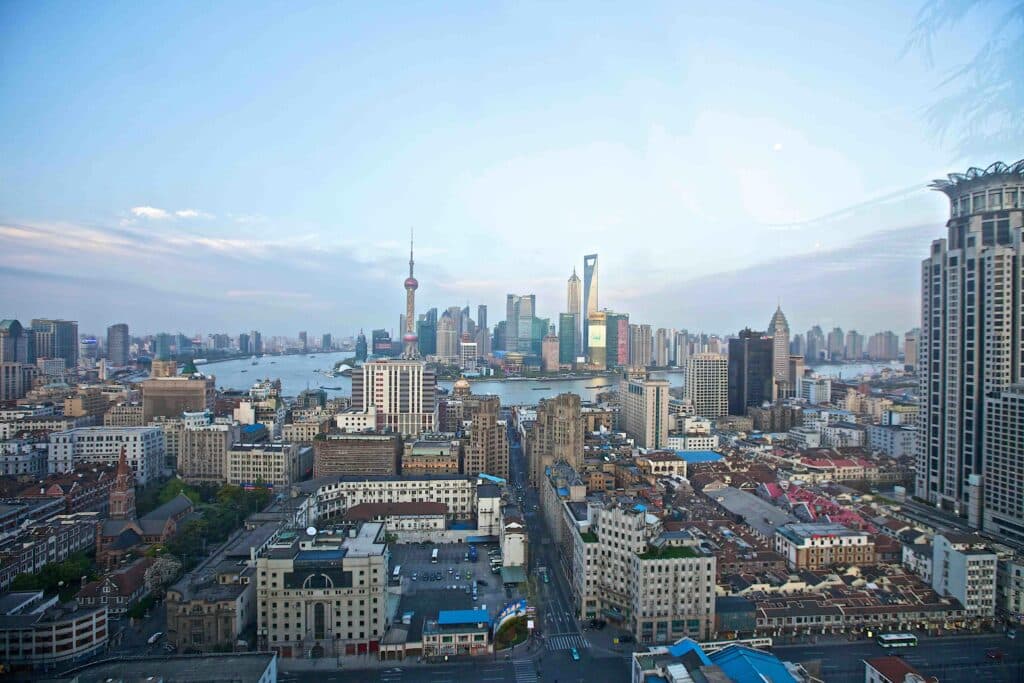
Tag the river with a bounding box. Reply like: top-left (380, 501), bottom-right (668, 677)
top-left (199, 353), bottom-right (903, 404)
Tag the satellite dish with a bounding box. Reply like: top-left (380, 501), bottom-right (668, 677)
top-left (306, 526), bottom-right (318, 536)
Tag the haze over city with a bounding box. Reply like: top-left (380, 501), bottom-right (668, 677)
top-left (2, 1), bottom-right (1014, 335)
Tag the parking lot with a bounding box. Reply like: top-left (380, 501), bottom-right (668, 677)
top-left (390, 542), bottom-right (518, 614)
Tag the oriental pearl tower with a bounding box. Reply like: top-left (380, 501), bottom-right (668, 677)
top-left (401, 229), bottom-right (420, 359)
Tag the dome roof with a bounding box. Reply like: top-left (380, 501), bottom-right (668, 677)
top-left (453, 377), bottom-right (471, 395)
top-left (404, 277), bottom-right (419, 289)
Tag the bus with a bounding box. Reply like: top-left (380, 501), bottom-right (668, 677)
top-left (876, 633), bottom-right (918, 648)
top-left (431, 548), bottom-right (439, 564)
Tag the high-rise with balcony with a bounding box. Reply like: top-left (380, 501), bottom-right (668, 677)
top-left (918, 160), bottom-right (1024, 538)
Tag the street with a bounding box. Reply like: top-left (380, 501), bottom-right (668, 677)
top-left (773, 632), bottom-right (1024, 682)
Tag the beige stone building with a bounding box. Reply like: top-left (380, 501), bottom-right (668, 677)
top-left (527, 393), bottom-right (582, 487)
top-left (256, 523), bottom-right (388, 658)
top-left (179, 423), bottom-right (240, 483)
top-left (313, 433), bottom-right (400, 478)
top-left (461, 395), bottom-right (509, 480)
top-left (142, 375), bottom-right (215, 422)
top-left (227, 442), bottom-right (311, 487)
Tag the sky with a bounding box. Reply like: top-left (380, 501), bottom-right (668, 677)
top-left (1, 1), bottom-right (1020, 339)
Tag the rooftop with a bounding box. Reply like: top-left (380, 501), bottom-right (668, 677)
top-left (49, 653), bottom-right (277, 682)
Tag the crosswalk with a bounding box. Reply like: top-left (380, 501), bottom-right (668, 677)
top-left (544, 632), bottom-right (590, 651)
top-left (512, 658), bottom-right (538, 683)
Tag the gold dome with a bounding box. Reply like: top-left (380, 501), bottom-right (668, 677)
top-left (453, 377), bottom-right (471, 396)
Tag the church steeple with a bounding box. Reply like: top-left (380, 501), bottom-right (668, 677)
top-left (109, 446), bottom-right (136, 520)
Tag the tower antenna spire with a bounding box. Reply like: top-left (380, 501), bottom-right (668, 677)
top-left (409, 227), bottom-right (414, 278)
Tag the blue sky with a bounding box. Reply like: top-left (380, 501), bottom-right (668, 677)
top-left (1, 1), bottom-right (1018, 338)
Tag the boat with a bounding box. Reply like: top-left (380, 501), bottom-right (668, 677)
top-left (320, 385), bottom-right (343, 391)
top-left (251, 355), bottom-right (258, 366)
top-left (241, 369), bottom-right (248, 373)
top-left (585, 385), bottom-right (607, 389)
top-left (531, 387), bottom-right (551, 391)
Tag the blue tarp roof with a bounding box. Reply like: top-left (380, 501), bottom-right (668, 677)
top-left (438, 609), bottom-right (490, 626)
top-left (676, 450), bottom-right (723, 463)
top-left (466, 535), bottom-right (499, 543)
top-left (633, 503), bottom-right (647, 512)
top-left (449, 521), bottom-right (474, 530)
top-left (478, 473), bottom-right (507, 485)
top-left (666, 638), bottom-right (711, 665)
top-left (709, 645), bottom-right (798, 683)
top-left (557, 487), bottom-right (570, 497)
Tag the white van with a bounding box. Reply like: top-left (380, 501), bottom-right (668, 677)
top-left (147, 631), bottom-right (163, 645)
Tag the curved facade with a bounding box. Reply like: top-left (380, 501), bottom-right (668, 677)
top-left (919, 160), bottom-right (1024, 540)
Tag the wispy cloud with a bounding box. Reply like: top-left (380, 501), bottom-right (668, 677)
top-left (175, 208), bottom-right (213, 219)
top-left (130, 205), bottom-right (171, 219)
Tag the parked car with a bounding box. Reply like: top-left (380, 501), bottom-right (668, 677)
top-left (570, 647), bottom-right (580, 661)
top-left (986, 648), bottom-right (1004, 660)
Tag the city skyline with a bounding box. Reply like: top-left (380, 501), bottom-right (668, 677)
top-left (0, 2), bottom-right (1005, 335)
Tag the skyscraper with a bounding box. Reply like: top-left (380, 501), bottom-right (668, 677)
top-left (628, 323), bottom-right (652, 367)
top-left (918, 159), bottom-right (1024, 535)
top-left (567, 268), bottom-right (582, 352)
top-left (604, 312), bottom-right (629, 368)
top-left (684, 353), bottom-right (728, 418)
top-left (903, 329), bottom-right (919, 371)
top-left (355, 330), bottom-right (367, 361)
top-left (298, 331), bottom-right (308, 353)
top-left (477, 305), bottom-right (487, 334)
top-left (582, 254), bottom-right (598, 357)
top-left (106, 323), bottom-right (130, 367)
top-left (31, 318), bottom-right (78, 367)
top-left (727, 328), bottom-right (774, 416)
top-left (586, 311), bottom-right (606, 368)
top-left (371, 329), bottom-right (392, 357)
top-left (558, 313), bottom-right (577, 364)
top-left (0, 319), bottom-right (28, 363)
top-left (654, 328), bottom-right (671, 368)
top-left (321, 333), bottom-right (333, 351)
top-left (402, 232), bottom-right (420, 359)
top-left (529, 393), bottom-right (582, 488)
top-left (767, 306), bottom-right (790, 393)
top-left (436, 311), bottom-right (458, 363)
top-left (805, 325), bottom-right (825, 361)
top-left (238, 333), bottom-right (250, 356)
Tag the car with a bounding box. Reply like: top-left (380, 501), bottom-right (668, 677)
top-left (618, 634), bottom-right (635, 643)
top-left (1008, 630), bottom-right (1017, 640)
top-left (476, 579), bottom-right (488, 587)
top-left (986, 648), bottom-right (1004, 660)
top-left (570, 647), bottom-right (580, 661)
top-left (147, 632), bottom-right (164, 645)
top-left (411, 572), bottom-right (418, 581)
top-left (590, 619), bottom-right (607, 630)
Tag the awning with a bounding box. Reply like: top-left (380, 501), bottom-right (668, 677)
top-left (500, 566), bottom-right (528, 584)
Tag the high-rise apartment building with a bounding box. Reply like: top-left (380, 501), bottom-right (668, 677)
top-left (622, 375), bottom-right (670, 449)
top-left (727, 328), bottom-right (774, 416)
top-left (582, 254), bottom-right (598, 356)
top-left (654, 328), bottom-right (671, 368)
top-left (844, 329), bottom-right (864, 360)
top-left (867, 331), bottom-right (899, 361)
top-left (805, 325), bottom-right (825, 361)
top-left (250, 330), bottom-right (263, 355)
top-left (237, 333), bottom-right (250, 356)
top-left (919, 160), bottom-right (1024, 534)
top-left (826, 327), bottom-right (844, 360)
top-left (31, 319), bottom-right (78, 368)
top-left (629, 323), bottom-right (652, 368)
top-left (106, 323), bottom-right (129, 367)
top-left (322, 333), bottom-right (333, 351)
top-left (684, 353), bottom-right (728, 418)
top-left (904, 329), bottom-right (919, 370)
top-left (528, 393), bottom-right (582, 487)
